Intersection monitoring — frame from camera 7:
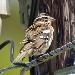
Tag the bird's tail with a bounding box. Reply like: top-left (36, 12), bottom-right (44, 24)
top-left (14, 48), bottom-right (33, 62)
top-left (14, 43), bottom-right (33, 62)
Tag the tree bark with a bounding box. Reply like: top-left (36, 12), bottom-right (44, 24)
top-left (30, 0), bottom-right (75, 75)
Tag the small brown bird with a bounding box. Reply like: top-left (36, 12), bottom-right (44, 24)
top-left (14, 13), bottom-right (55, 62)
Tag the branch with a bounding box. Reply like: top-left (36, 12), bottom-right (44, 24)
top-left (0, 65), bottom-right (21, 74)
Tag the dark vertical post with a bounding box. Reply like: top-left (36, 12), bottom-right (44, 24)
top-left (28, 0), bottom-right (39, 26)
top-left (29, 56), bottom-right (35, 75)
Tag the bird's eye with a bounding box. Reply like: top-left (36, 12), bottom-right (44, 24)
top-left (42, 17), bottom-right (48, 19)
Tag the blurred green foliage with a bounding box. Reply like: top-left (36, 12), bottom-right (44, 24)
top-left (0, 0), bottom-right (30, 75)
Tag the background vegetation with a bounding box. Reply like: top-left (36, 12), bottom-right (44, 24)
top-left (0, 0), bottom-right (29, 75)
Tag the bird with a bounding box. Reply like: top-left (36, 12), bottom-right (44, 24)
top-left (14, 13), bottom-right (55, 62)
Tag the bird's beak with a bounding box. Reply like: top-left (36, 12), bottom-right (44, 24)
top-left (49, 17), bottom-right (56, 21)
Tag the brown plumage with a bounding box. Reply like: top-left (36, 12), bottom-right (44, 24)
top-left (14, 13), bottom-right (55, 62)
